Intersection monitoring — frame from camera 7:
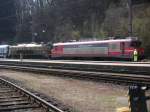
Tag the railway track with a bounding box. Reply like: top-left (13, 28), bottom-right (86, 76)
top-left (0, 59), bottom-right (150, 75)
top-left (0, 77), bottom-right (65, 112)
top-left (0, 59), bottom-right (150, 87)
top-left (0, 65), bottom-right (150, 87)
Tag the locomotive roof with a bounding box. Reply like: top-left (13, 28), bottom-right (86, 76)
top-left (10, 43), bottom-right (43, 48)
top-left (54, 38), bottom-right (137, 46)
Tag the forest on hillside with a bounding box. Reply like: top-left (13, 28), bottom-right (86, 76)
top-left (13, 0), bottom-right (150, 55)
top-left (0, 0), bottom-right (16, 43)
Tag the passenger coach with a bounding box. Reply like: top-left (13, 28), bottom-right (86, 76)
top-left (51, 38), bottom-right (144, 60)
top-left (0, 45), bottom-right (9, 58)
top-left (9, 43), bottom-right (50, 58)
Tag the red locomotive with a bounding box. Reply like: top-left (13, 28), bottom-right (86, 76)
top-left (51, 38), bottom-right (144, 60)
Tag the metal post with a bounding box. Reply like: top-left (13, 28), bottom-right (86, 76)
top-left (128, 0), bottom-right (133, 36)
top-left (20, 53), bottom-right (23, 62)
top-left (128, 85), bottom-right (148, 112)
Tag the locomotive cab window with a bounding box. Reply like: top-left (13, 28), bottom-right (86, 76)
top-left (130, 41), bottom-right (141, 48)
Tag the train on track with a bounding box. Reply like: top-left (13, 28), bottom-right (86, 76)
top-left (0, 43), bottom-right (50, 58)
top-left (0, 38), bottom-right (144, 60)
top-left (51, 38), bottom-right (144, 60)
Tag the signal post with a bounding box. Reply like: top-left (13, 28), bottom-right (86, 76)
top-left (117, 85), bottom-right (149, 112)
top-left (128, 85), bottom-right (149, 112)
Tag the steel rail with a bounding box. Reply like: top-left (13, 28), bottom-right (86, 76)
top-left (0, 60), bottom-right (150, 75)
top-left (0, 77), bottom-right (65, 112)
top-left (0, 65), bottom-right (150, 87)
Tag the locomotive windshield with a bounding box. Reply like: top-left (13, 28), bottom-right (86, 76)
top-left (130, 41), bottom-right (141, 48)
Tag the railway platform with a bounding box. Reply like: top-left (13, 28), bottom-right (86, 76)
top-left (0, 59), bottom-right (150, 75)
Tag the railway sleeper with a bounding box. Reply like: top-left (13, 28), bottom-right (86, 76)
top-left (0, 98), bottom-right (27, 103)
top-left (0, 101), bottom-right (30, 106)
top-left (0, 104), bottom-right (40, 111)
top-left (0, 77), bottom-right (65, 112)
top-left (0, 96), bottom-right (22, 99)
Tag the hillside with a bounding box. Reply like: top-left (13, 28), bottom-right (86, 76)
top-left (102, 2), bottom-right (150, 55)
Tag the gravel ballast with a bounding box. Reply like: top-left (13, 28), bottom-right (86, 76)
top-left (0, 69), bottom-right (149, 112)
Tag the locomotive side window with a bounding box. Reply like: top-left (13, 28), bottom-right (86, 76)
top-left (110, 43), bottom-right (117, 50)
top-left (111, 44), bottom-right (117, 50)
top-left (109, 43), bottom-right (120, 52)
